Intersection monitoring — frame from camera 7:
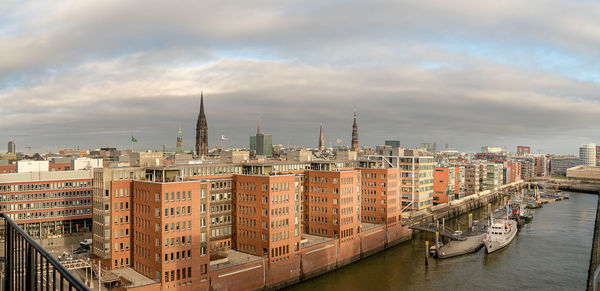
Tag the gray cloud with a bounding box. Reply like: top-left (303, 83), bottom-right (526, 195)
top-left (1, 0), bottom-right (599, 154)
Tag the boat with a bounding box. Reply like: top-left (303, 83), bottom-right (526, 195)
top-left (527, 201), bottom-right (542, 209)
top-left (484, 206), bottom-right (518, 253)
top-left (510, 199), bottom-right (533, 226)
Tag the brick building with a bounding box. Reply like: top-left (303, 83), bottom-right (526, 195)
top-left (233, 174), bottom-right (302, 262)
top-left (304, 170), bottom-right (360, 240)
top-left (0, 170), bottom-right (93, 237)
top-left (360, 168), bottom-right (401, 226)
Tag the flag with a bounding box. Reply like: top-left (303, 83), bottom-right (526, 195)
top-left (131, 135), bottom-right (138, 143)
top-left (221, 134), bottom-right (230, 140)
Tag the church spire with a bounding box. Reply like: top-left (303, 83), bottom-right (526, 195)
top-left (318, 123), bottom-right (325, 151)
top-left (196, 92), bottom-right (208, 156)
top-left (351, 110), bottom-right (359, 152)
top-left (176, 127), bottom-right (183, 148)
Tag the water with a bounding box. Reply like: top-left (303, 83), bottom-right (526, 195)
top-left (291, 192), bottom-right (597, 291)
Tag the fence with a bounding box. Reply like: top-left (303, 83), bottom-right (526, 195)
top-left (1, 213), bottom-right (88, 290)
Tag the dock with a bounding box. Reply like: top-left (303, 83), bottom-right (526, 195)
top-left (437, 233), bottom-right (486, 259)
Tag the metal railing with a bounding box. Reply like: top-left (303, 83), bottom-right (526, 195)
top-left (1, 214), bottom-right (89, 291)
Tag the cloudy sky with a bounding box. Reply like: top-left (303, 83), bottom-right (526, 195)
top-left (1, 0), bottom-right (599, 154)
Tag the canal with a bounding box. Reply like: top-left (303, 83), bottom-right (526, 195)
top-left (291, 191), bottom-right (596, 290)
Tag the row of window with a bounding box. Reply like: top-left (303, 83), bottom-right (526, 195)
top-left (0, 199), bottom-right (91, 211)
top-left (210, 226), bottom-right (232, 238)
top-left (163, 205), bottom-right (192, 218)
top-left (211, 215), bottom-right (231, 226)
top-left (164, 221), bottom-right (192, 233)
top-left (164, 267), bottom-right (199, 283)
top-left (211, 204), bottom-right (231, 214)
top-left (0, 181), bottom-right (91, 193)
top-left (0, 190), bottom-right (91, 202)
top-left (164, 249), bottom-right (192, 263)
top-left (5, 208), bottom-right (91, 221)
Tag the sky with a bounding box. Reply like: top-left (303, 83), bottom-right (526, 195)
top-left (1, 0), bottom-right (599, 155)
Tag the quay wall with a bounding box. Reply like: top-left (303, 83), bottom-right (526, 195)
top-left (201, 225), bottom-right (412, 291)
top-left (559, 184), bottom-right (600, 195)
top-left (179, 185), bottom-right (522, 291)
top-left (587, 196), bottom-right (600, 291)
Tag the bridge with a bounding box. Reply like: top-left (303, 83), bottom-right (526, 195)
top-left (409, 223), bottom-right (466, 241)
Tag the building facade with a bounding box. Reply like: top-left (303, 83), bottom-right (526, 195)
top-left (580, 143), bottom-right (596, 167)
top-left (360, 168), bottom-right (400, 225)
top-left (7, 141), bottom-right (15, 154)
top-left (433, 166), bottom-right (456, 204)
top-left (517, 146), bottom-right (531, 156)
top-left (304, 170), bottom-right (360, 239)
top-left (0, 170), bottom-right (93, 237)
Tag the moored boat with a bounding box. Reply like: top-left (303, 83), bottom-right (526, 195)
top-left (484, 205), bottom-right (518, 253)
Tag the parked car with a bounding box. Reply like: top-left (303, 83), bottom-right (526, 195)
top-left (73, 247), bottom-right (87, 254)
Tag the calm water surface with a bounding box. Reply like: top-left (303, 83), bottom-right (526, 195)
top-left (291, 192), bottom-right (596, 291)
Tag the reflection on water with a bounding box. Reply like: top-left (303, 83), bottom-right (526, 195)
top-left (291, 192), bottom-right (596, 291)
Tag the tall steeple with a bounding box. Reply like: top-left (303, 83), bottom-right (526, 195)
top-left (196, 92), bottom-right (208, 156)
top-left (318, 123), bottom-right (325, 151)
top-left (351, 111), bottom-right (359, 152)
top-left (176, 127), bottom-right (183, 148)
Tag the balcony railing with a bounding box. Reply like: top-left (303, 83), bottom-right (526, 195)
top-left (1, 213), bottom-right (89, 290)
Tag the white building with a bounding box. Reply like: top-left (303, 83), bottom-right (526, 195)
top-left (579, 143), bottom-right (596, 166)
top-left (71, 158), bottom-right (103, 170)
top-left (16, 160), bottom-right (49, 173)
top-left (481, 146), bottom-right (504, 153)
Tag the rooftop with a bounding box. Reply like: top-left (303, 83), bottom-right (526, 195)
top-left (209, 249), bottom-right (263, 272)
top-left (111, 268), bottom-right (158, 288)
top-left (301, 233), bottom-right (334, 248)
top-left (361, 222), bottom-right (380, 231)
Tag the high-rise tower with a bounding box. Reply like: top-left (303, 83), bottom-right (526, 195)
top-left (351, 111), bottom-right (359, 152)
top-left (176, 128), bottom-right (183, 148)
top-left (7, 141), bottom-right (15, 154)
top-left (196, 92), bottom-right (208, 156)
top-left (318, 123), bottom-right (325, 151)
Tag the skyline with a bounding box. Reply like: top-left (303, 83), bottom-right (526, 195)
top-left (2, 1), bottom-right (600, 154)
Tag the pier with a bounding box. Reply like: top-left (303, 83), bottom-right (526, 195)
top-left (403, 181), bottom-right (524, 228)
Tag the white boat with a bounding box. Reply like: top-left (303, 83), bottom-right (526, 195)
top-left (484, 206), bottom-right (518, 253)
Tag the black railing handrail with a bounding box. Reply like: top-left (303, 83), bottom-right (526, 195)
top-left (1, 213), bottom-right (89, 291)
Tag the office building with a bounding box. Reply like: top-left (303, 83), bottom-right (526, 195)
top-left (250, 120), bottom-right (273, 156)
top-left (233, 174), bottom-right (302, 262)
top-left (385, 140), bottom-right (400, 149)
top-left (580, 143), bottom-right (596, 167)
top-left (7, 141), bottom-right (15, 154)
top-left (433, 166), bottom-right (456, 204)
top-left (550, 156), bottom-right (579, 176)
top-left (419, 143), bottom-right (436, 153)
top-left (360, 168), bottom-right (401, 225)
top-left (480, 146), bottom-right (504, 153)
top-left (304, 170), bottom-right (360, 239)
top-left (517, 146), bottom-right (531, 156)
top-left (0, 169), bottom-right (93, 237)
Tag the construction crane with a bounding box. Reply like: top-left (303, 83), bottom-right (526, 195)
top-left (24, 146), bottom-right (39, 156)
